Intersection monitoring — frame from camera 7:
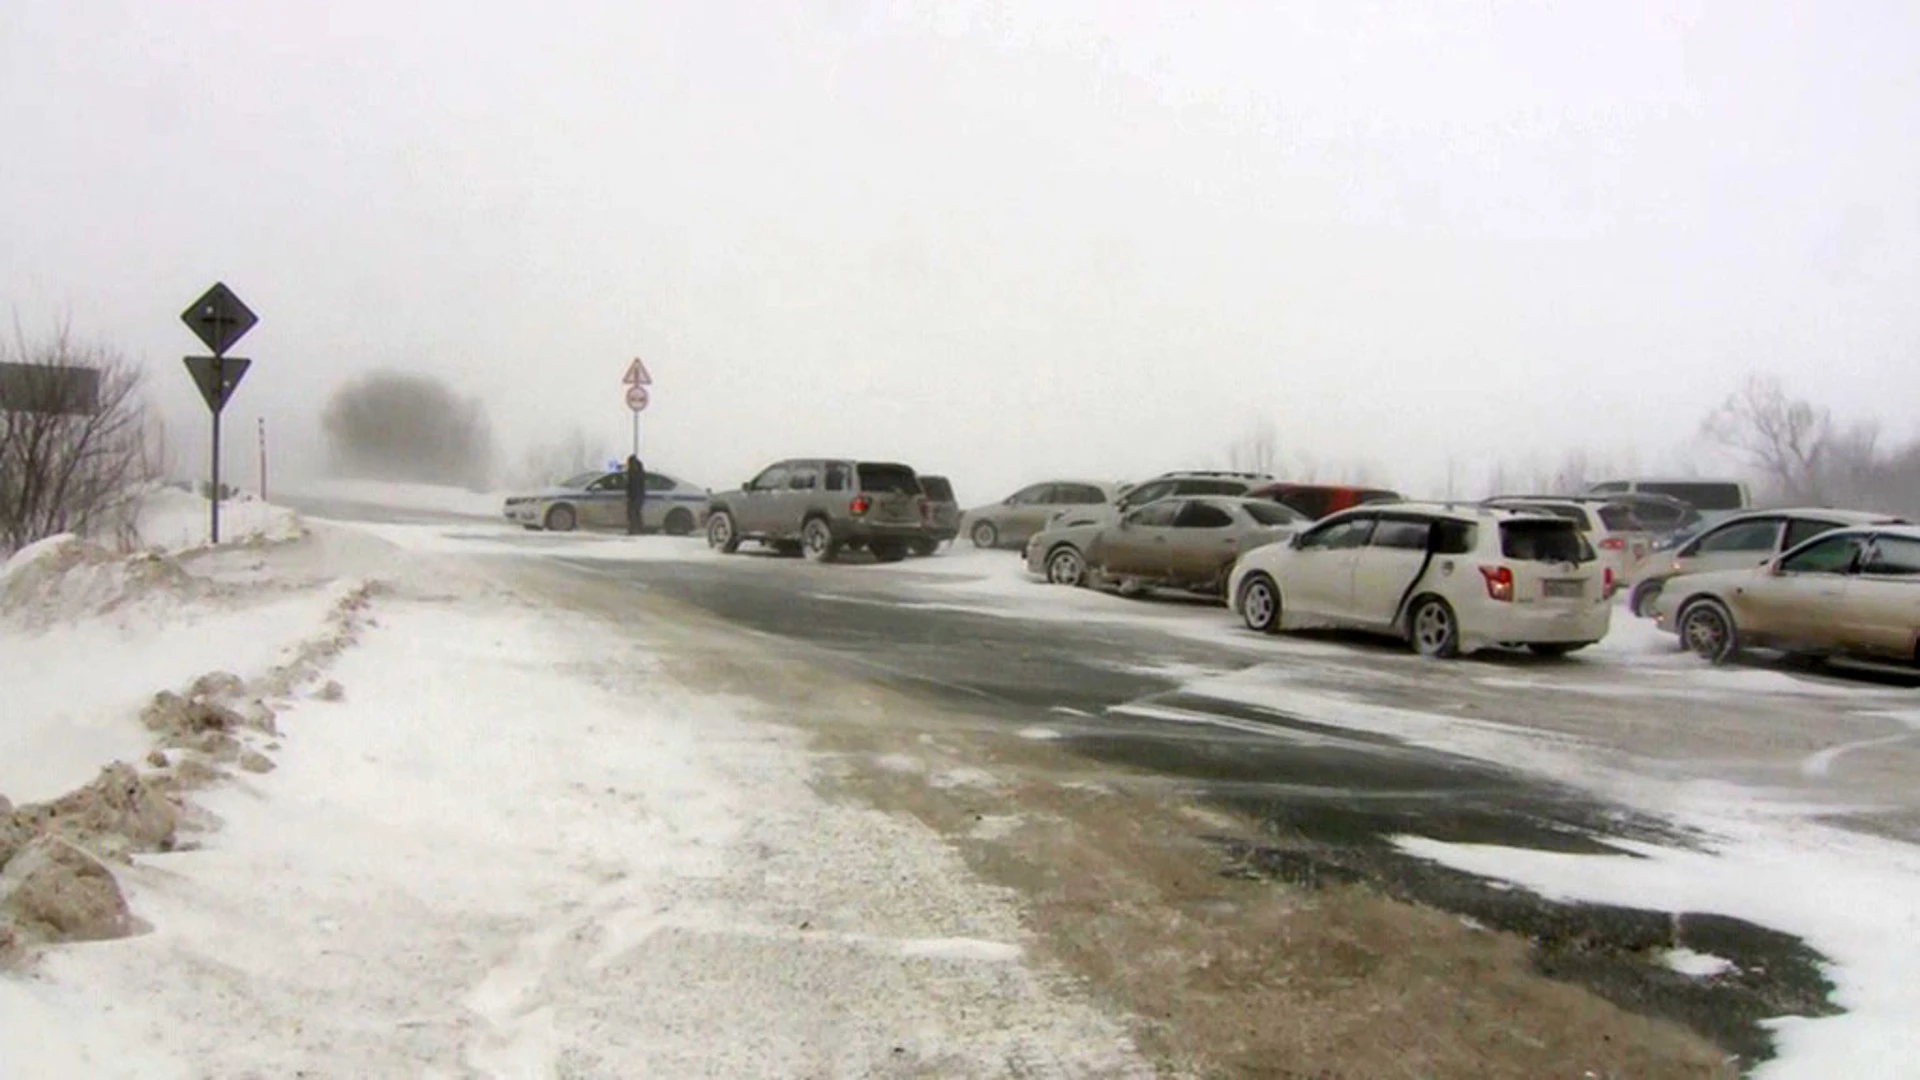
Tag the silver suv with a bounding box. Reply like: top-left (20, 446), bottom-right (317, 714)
top-left (707, 459), bottom-right (935, 563)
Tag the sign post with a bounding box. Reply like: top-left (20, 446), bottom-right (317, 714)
top-left (622, 357), bottom-right (652, 456)
top-left (180, 282), bottom-right (257, 544)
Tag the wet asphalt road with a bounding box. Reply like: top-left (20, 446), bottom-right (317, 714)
top-left (542, 544), bottom-right (1833, 1069)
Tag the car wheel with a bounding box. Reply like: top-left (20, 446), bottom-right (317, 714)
top-left (970, 521), bottom-right (999, 549)
top-left (1629, 579), bottom-right (1664, 618)
top-left (1408, 596), bottom-right (1460, 658)
top-left (1679, 599), bottom-right (1739, 664)
top-left (1045, 545), bottom-right (1085, 587)
top-left (1239, 574), bottom-right (1281, 634)
top-left (664, 509), bottom-right (695, 536)
top-left (802, 517), bottom-right (840, 563)
top-left (706, 510), bottom-right (740, 553)
top-left (909, 538), bottom-right (937, 557)
top-left (544, 504), bottom-right (577, 532)
top-left (1528, 642), bottom-right (1591, 658)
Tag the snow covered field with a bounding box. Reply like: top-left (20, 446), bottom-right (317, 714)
top-left (0, 496), bottom-right (1147, 1076)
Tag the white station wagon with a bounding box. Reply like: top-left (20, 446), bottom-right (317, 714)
top-left (1227, 503), bottom-right (1612, 658)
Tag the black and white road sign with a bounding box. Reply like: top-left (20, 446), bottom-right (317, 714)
top-left (183, 355), bottom-right (251, 414)
top-left (181, 282), bottom-right (258, 357)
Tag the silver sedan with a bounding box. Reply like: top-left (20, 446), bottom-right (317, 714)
top-left (503, 469), bottom-right (710, 535)
top-left (1025, 496), bottom-right (1304, 599)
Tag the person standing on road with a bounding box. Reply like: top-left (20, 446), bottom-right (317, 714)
top-left (625, 454), bottom-right (647, 536)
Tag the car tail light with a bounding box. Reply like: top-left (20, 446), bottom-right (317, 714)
top-left (1479, 565), bottom-right (1514, 602)
top-left (850, 495), bottom-right (871, 515)
top-left (1600, 537), bottom-right (1626, 551)
top-left (1604, 566), bottom-right (1615, 595)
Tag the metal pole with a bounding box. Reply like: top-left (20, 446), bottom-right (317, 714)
top-left (631, 409), bottom-right (639, 457)
top-left (210, 357), bottom-right (223, 545)
top-left (258, 417), bottom-right (268, 503)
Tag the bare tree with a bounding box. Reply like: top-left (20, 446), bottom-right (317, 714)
top-left (322, 371), bottom-right (495, 490)
top-left (0, 330), bottom-right (157, 554)
top-left (1224, 418), bottom-right (1280, 475)
top-left (1702, 374), bottom-right (1831, 502)
top-left (513, 426), bottom-right (612, 488)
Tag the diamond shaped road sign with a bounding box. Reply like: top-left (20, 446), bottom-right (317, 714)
top-left (183, 356), bottom-right (251, 414)
top-left (181, 282), bottom-right (258, 357)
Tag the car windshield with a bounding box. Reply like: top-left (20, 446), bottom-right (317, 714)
top-left (1500, 519), bottom-right (1590, 562)
top-left (1243, 502), bottom-right (1304, 526)
top-left (560, 471), bottom-right (602, 489)
top-left (855, 463), bottom-right (921, 494)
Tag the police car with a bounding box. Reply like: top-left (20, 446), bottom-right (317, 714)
top-left (502, 467), bottom-right (710, 535)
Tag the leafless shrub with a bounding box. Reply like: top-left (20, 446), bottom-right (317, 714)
top-left (1701, 375), bottom-right (1919, 515)
top-left (0, 330), bottom-right (157, 555)
top-left (321, 370), bottom-right (494, 490)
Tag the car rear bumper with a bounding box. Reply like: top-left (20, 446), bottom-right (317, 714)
top-left (838, 520), bottom-right (936, 544)
top-left (1465, 602), bottom-right (1611, 645)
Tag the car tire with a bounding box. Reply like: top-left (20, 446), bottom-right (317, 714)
top-left (1238, 574), bottom-right (1281, 634)
top-left (909, 538), bottom-right (937, 557)
top-left (544, 504), bottom-right (577, 532)
top-left (1408, 596), bottom-right (1461, 658)
top-left (802, 517), bottom-right (840, 563)
top-left (706, 510), bottom-right (740, 553)
top-left (1678, 598), bottom-right (1739, 664)
top-left (1629, 579), bottom-right (1664, 619)
top-left (1045, 545), bottom-right (1086, 587)
top-left (970, 521), bottom-right (1000, 549)
top-left (1528, 642), bottom-right (1591, 658)
top-left (664, 509), bottom-right (695, 536)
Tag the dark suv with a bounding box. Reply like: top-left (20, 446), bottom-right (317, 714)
top-left (706, 459), bottom-right (936, 563)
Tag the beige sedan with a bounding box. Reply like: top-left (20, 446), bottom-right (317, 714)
top-left (1628, 507), bottom-right (1904, 616)
top-left (1652, 524), bottom-right (1920, 668)
top-left (1025, 496), bottom-right (1305, 598)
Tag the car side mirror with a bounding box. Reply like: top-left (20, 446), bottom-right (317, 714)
top-left (1766, 557), bottom-right (1784, 575)
top-left (1118, 517), bottom-right (1133, 530)
top-left (1290, 533), bottom-right (1305, 549)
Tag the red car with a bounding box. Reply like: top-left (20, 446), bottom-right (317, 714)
top-left (1247, 482), bottom-right (1403, 520)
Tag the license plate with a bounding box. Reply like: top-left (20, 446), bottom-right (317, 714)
top-left (1542, 579), bottom-right (1585, 599)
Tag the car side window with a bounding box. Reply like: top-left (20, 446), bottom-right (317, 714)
top-left (1173, 501), bottom-right (1235, 529)
top-left (588, 473), bottom-right (624, 492)
top-left (1299, 515), bottom-right (1376, 551)
top-left (1068, 485), bottom-right (1108, 504)
top-left (1126, 501), bottom-right (1181, 528)
top-left (1123, 481), bottom-right (1175, 507)
top-left (1783, 518), bottom-right (1843, 551)
top-left (1432, 520), bottom-right (1475, 555)
top-left (1177, 479), bottom-right (1246, 497)
top-left (644, 473), bottom-right (675, 492)
top-left (1780, 534), bottom-right (1862, 575)
top-left (824, 463), bottom-right (851, 491)
top-left (1862, 537), bottom-right (1920, 577)
top-left (751, 465), bottom-right (790, 491)
top-left (1370, 518), bottom-right (1431, 551)
top-left (1698, 518), bottom-right (1780, 554)
top-left (787, 464), bottom-right (820, 490)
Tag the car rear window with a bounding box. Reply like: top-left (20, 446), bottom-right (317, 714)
top-left (1500, 520), bottom-right (1590, 562)
top-left (920, 477), bottom-right (955, 501)
top-left (855, 463), bottom-right (920, 494)
top-left (1597, 505), bottom-right (1646, 531)
top-left (1243, 502), bottom-right (1304, 526)
top-left (1178, 479), bottom-right (1249, 496)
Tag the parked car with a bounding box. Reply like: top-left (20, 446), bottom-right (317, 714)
top-left (1024, 496), bottom-right (1304, 598)
top-left (1585, 478), bottom-right (1752, 519)
top-left (1227, 503), bottom-right (1611, 658)
top-left (917, 475), bottom-right (960, 554)
top-left (706, 459), bottom-right (936, 563)
top-left (1596, 492), bottom-right (1703, 541)
top-left (961, 480), bottom-right (1116, 550)
top-left (1045, 471), bottom-right (1279, 530)
top-left (1628, 508), bottom-right (1907, 617)
top-left (1246, 482), bottom-right (1403, 520)
top-left (1483, 496), bottom-right (1652, 597)
top-left (1651, 524), bottom-right (1920, 668)
top-left (503, 469), bottom-right (709, 535)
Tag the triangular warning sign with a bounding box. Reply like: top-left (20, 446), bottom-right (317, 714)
top-left (183, 355), bottom-right (251, 414)
top-left (622, 357), bottom-right (652, 386)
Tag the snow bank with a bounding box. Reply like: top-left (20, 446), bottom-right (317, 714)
top-left (284, 477), bottom-right (506, 518)
top-left (133, 486), bottom-right (301, 553)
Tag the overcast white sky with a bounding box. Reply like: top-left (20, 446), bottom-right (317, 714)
top-left (4, 0), bottom-right (1918, 503)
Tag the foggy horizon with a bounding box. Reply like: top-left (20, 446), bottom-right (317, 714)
top-left (5, 1), bottom-right (1918, 506)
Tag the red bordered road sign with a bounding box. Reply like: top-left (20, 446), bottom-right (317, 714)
top-left (625, 385), bottom-right (649, 411)
top-left (622, 357), bottom-right (652, 386)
